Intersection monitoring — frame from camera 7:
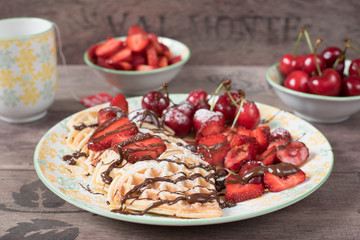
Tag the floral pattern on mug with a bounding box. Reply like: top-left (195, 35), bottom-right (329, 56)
top-left (0, 29), bottom-right (57, 107)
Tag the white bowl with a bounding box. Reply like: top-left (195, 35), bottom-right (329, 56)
top-left (266, 61), bottom-right (360, 123)
top-left (84, 36), bottom-right (190, 95)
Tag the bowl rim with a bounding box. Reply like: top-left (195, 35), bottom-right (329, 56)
top-left (266, 62), bottom-right (360, 101)
top-left (83, 36), bottom-right (191, 75)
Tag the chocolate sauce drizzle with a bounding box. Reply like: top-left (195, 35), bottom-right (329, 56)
top-left (73, 122), bottom-right (98, 131)
top-left (110, 165), bottom-right (230, 216)
top-left (128, 109), bottom-right (160, 128)
top-left (80, 183), bottom-right (104, 195)
top-left (225, 163), bottom-right (301, 185)
top-left (100, 152), bottom-right (126, 184)
top-left (62, 151), bottom-right (88, 165)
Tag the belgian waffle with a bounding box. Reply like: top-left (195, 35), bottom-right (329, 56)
top-left (107, 143), bottom-right (222, 218)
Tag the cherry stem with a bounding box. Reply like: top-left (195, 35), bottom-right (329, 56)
top-left (293, 28), bottom-right (304, 57)
top-left (304, 29), bottom-right (314, 54)
top-left (209, 79), bottom-right (231, 111)
top-left (230, 96), bottom-right (244, 132)
top-left (161, 82), bottom-right (174, 104)
top-left (314, 38), bottom-right (323, 77)
top-left (225, 90), bottom-right (238, 108)
top-left (346, 38), bottom-right (360, 55)
top-left (333, 38), bottom-right (350, 69)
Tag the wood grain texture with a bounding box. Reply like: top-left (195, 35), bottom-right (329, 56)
top-left (1, 0), bottom-right (360, 65)
top-left (0, 66), bottom-right (359, 239)
top-left (0, 170), bottom-right (359, 239)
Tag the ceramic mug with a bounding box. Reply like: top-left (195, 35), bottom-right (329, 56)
top-left (0, 17), bottom-right (57, 123)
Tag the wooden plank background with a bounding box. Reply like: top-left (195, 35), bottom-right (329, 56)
top-left (1, 0), bottom-right (360, 65)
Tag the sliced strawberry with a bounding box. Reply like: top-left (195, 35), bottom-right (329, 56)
top-left (160, 43), bottom-right (173, 59)
top-left (110, 94), bottom-right (129, 114)
top-left (119, 133), bottom-right (166, 163)
top-left (108, 47), bottom-right (132, 64)
top-left (148, 33), bottom-right (163, 54)
top-left (87, 44), bottom-right (99, 63)
top-left (238, 160), bottom-right (265, 184)
top-left (196, 120), bottom-right (226, 142)
top-left (170, 56), bottom-right (182, 65)
top-left (136, 64), bottom-right (155, 71)
top-left (110, 123), bottom-right (139, 149)
top-left (224, 143), bottom-right (257, 171)
top-left (197, 133), bottom-right (230, 166)
top-left (80, 92), bottom-right (113, 108)
top-left (268, 138), bottom-right (289, 149)
top-left (93, 122), bottom-right (138, 152)
top-left (158, 56), bottom-right (168, 68)
top-left (276, 141), bottom-right (309, 166)
top-left (97, 57), bottom-right (116, 69)
top-left (115, 61), bottom-right (133, 71)
top-left (131, 52), bottom-right (147, 68)
top-left (250, 126), bottom-right (270, 153)
top-left (95, 37), bottom-right (123, 58)
top-left (98, 106), bottom-right (126, 125)
top-left (146, 46), bottom-right (158, 68)
top-left (256, 145), bottom-right (277, 165)
top-left (229, 134), bottom-right (259, 151)
top-left (224, 126), bottom-right (250, 142)
top-left (225, 183), bottom-right (264, 203)
top-left (228, 126), bottom-right (251, 137)
top-left (264, 169), bottom-right (306, 192)
top-left (91, 115), bottom-right (130, 141)
top-left (88, 116), bottom-right (134, 152)
top-left (128, 25), bottom-right (147, 36)
top-left (126, 33), bottom-right (149, 52)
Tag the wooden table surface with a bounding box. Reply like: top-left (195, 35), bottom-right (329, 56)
top-left (1, 65), bottom-right (359, 240)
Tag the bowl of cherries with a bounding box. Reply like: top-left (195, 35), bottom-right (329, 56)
top-left (266, 29), bottom-right (360, 123)
top-left (84, 25), bottom-right (190, 95)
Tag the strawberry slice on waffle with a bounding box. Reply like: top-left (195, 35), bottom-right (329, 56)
top-left (118, 133), bottom-right (166, 163)
top-left (88, 115), bottom-right (136, 151)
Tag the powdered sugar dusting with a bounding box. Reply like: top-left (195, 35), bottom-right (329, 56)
top-left (193, 109), bottom-right (223, 123)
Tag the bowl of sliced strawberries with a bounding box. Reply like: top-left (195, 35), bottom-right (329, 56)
top-left (84, 25), bottom-right (190, 94)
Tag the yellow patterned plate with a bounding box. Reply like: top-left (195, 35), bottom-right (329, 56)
top-left (34, 94), bottom-right (334, 226)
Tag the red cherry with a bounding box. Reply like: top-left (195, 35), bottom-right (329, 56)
top-left (349, 59), bottom-right (360, 76)
top-left (269, 128), bottom-right (292, 142)
top-left (308, 68), bottom-right (342, 96)
top-left (302, 54), bottom-right (326, 76)
top-left (283, 70), bottom-right (310, 93)
top-left (194, 99), bottom-right (210, 111)
top-left (141, 91), bottom-right (169, 116)
top-left (214, 92), bottom-right (242, 123)
top-left (294, 55), bottom-right (305, 71)
top-left (175, 101), bottom-right (195, 119)
top-left (236, 102), bottom-right (260, 130)
top-left (279, 54), bottom-right (296, 75)
top-left (334, 60), bottom-right (345, 77)
top-left (342, 76), bottom-right (360, 96)
top-left (321, 46), bottom-right (342, 68)
top-left (321, 46), bottom-right (344, 76)
top-left (192, 109), bottom-right (225, 134)
top-left (163, 107), bottom-right (192, 137)
top-left (187, 89), bottom-right (208, 106)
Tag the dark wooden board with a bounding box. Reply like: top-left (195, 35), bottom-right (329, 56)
top-left (1, 0), bottom-right (360, 65)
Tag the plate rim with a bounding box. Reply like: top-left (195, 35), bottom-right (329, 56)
top-left (34, 93), bottom-right (334, 226)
